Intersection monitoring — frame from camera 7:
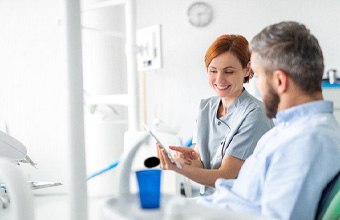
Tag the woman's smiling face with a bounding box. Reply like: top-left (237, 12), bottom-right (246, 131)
top-left (207, 51), bottom-right (248, 99)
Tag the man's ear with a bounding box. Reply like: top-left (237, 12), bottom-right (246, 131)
top-left (273, 70), bottom-right (288, 94)
top-left (245, 62), bottom-right (251, 77)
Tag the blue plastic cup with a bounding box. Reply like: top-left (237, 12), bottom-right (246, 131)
top-left (135, 169), bottom-right (162, 209)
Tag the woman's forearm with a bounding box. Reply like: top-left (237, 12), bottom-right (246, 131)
top-left (175, 155), bottom-right (244, 187)
top-left (176, 165), bottom-right (229, 187)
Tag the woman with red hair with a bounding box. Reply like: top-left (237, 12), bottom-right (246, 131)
top-left (158, 35), bottom-right (274, 196)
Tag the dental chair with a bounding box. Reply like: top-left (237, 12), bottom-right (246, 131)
top-left (315, 170), bottom-right (340, 220)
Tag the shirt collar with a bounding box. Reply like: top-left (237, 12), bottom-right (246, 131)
top-left (276, 100), bottom-right (333, 124)
top-left (228, 89), bottom-right (249, 113)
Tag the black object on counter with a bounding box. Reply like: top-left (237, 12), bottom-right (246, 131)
top-left (144, 156), bottom-right (160, 168)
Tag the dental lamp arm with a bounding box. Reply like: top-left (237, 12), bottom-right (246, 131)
top-left (0, 130), bottom-right (36, 168)
top-left (118, 132), bottom-right (149, 198)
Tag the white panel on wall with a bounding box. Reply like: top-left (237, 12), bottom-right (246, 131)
top-left (137, 24), bottom-right (162, 71)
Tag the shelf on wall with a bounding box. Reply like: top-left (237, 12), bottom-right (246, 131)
top-left (322, 81), bottom-right (340, 88)
top-left (82, 0), bottom-right (126, 12)
top-left (82, 26), bottom-right (125, 38)
top-left (84, 94), bottom-right (128, 106)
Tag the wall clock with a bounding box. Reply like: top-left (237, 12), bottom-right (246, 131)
top-left (187, 2), bottom-right (213, 27)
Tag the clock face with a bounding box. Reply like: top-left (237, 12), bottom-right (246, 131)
top-left (187, 2), bottom-right (213, 27)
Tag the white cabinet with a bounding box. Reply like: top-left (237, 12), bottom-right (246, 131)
top-left (81, 0), bottom-right (140, 131)
top-left (81, 1), bottom-right (127, 103)
top-left (322, 88), bottom-right (340, 123)
top-left (81, 0), bottom-right (132, 197)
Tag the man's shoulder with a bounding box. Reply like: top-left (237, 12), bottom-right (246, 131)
top-left (267, 118), bottom-right (340, 158)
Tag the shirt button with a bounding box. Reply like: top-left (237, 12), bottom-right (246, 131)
top-left (217, 121), bottom-right (221, 125)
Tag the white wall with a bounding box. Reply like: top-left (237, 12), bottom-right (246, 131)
top-left (136, 0), bottom-right (340, 140)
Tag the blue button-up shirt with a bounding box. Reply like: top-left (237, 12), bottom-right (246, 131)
top-left (197, 100), bottom-right (340, 220)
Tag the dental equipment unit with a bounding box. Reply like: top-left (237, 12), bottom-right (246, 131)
top-left (100, 132), bottom-right (271, 220)
top-left (0, 130), bottom-right (37, 168)
top-left (0, 130), bottom-right (61, 214)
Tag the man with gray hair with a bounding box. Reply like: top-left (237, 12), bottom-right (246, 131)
top-left (196, 21), bottom-right (340, 220)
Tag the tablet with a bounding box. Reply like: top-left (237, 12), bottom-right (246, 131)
top-left (143, 124), bottom-right (182, 169)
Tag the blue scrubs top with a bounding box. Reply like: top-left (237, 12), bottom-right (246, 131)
top-left (193, 89), bottom-right (274, 195)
